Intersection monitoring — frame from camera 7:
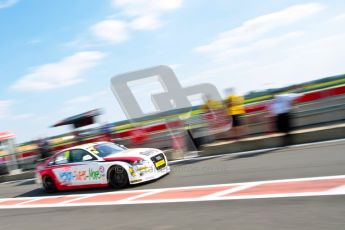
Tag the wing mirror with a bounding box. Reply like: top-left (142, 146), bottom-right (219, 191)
top-left (82, 155), bottom-right (93, 161)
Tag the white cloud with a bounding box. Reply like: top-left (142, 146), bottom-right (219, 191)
top-left (112, 0), bottom-right (182, 16)
top-left (90, 19), bottom-right (129, 43)
top-left (329, 13), bottom-right (345, 23)
top-left (65, 91), bottom-right (107, 106)
top-left (0, 0), bottom-right (18, 9)
top-left (215, 31), bottom-right (303, 61)
top-left (26, 38), bottom-right (43, 45)
top-left (0, 100), bottom-right (12, 118)
top-left (130, 15), bottom-right (162, 30)
top-left (186, 3), bottom-right (345, 96)
top-left (195, 3), bottom-right (324, 55)
top-left (65, 95), bottom-right (93, 105)
top-left (12, 51), bottom-right (105, 91)
top-left (185, 30), bottom-right (345, 95)
top-left (12, 113), bottom-right (34, 120)
top-left (76, 0), bottom-right (182, 45)
top-left (112, 0), bottom-right (182, 30)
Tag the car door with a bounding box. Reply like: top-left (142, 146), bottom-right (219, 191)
top-left (67, 149), bottom-right (105, 186)
top-left (51, 150), bottom-right (74, 186)
top-left (52, 149), bottom-right (107, 186)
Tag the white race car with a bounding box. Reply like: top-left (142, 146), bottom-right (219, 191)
top-left (36, 141), bottom-right (170, 192)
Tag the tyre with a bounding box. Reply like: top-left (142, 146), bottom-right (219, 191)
top-left (108, 166), bottom-right (129, 189)
top-left (42, 176), bottom-right (57, 193)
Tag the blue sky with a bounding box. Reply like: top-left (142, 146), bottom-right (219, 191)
top-left (1, 0), bottom-right (345, 142)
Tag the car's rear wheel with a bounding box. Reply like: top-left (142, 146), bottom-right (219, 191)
top-left (108, 166), bottom-right (129, 189)
top-left (42, 176), bottom-right (57, 193)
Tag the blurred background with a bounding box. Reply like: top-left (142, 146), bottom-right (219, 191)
top-left (1, 0), bottom-right (345, 175)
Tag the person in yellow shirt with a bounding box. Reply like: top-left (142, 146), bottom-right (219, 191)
top-left (226, 94), bottom-right (246, 139)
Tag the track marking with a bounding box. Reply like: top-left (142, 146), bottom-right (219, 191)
top-left (67, 191), bottom-right (147, 204)
top-left (0, 198), bottom-right (33, 206)
top-left (0, 175), bottom-right (344, 209)
top-left (118, 189), bottom-right (166, 202)
top-left (59, 194), bottom-right (101, 204)
top-left (227, 178), bottom-right (345, 196)
top-left (25, 196), bottom-right (84, 205)
top-left (201, 183), bottom-right (261, 199)
top-left (327, 185), bottom-right (345, 194)
top-left (134, 185), bottom-right (235, 201)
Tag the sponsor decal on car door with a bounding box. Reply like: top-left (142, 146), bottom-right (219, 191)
top-left (52, 150), bottom-right (107, 186)
top-left (53, 162), bottom-right (107, 186)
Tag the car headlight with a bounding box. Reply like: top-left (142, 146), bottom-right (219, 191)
top-left (131, 160), bottom-right (152, 175)
top-left (132, 160), bottom-right (149, 166)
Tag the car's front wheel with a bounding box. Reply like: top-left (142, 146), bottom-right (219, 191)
top-left (108, 166), bottom-right (129, 189)
top-left (42, 176), bottom-right (57, 193)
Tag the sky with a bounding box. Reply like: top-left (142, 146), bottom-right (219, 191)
top-left (1, 0), bottom-right (345, 142)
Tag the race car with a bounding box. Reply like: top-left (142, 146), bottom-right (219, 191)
top-left (35, 141), bottom-right (170, 192)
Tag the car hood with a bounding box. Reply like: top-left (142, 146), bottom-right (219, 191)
top-left (102, 148), bottom-right (161, 162)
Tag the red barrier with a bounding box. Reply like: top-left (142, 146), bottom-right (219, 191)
top-left (245, 85), bottom-right (345, 113)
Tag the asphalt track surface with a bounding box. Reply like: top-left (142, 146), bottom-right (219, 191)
top-left (1, 140), bottom-right (345, 229)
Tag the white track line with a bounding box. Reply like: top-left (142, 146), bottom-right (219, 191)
top-left (0, 174), bottom-right (344, 209)
top-left (2, 190), bottom-right (345, 209)
top-left (119, 189), bottom-right (166, 202)
top-left (59, 194), bottom-right (101, 204)
top-left (1, 174), bottom-right (345, 203)
top-left (327, 185), bottom-right (345, 194)
top-left (15, 198), bottom-right (45, 206)
top-left (201, 183), bottom-right (261, 199)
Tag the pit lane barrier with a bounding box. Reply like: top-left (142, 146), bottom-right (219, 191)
top-left (200, 123), bottom-right (345, 157)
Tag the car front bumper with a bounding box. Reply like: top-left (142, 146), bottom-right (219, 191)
top-left (129, 165), bottom-right (170, 184)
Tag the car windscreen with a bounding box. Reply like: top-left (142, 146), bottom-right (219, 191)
top-left (89, 143), bottom-right (126, 158)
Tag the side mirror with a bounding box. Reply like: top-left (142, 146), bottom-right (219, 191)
top-left (82, 155), bottom-right (93, 161)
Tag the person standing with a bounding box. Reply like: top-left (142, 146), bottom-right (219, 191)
top-left (269, 93), bottom-right (299, 145)
top-left (37, 138), bottom-right (51, 159)
top-left (270, 94), bottom-right (299, 133)
top-left (226, 94), bottom-right (246, 139)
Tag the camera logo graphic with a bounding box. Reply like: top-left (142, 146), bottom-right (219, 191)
top-left (111, 65), bottom-right (222, 120)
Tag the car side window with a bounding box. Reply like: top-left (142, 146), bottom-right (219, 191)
top-left (70, 149), bottom-right (96, 163)
top-left (54, 151), bottom-right (70, 165)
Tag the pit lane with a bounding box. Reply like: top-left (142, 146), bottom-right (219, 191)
top-left (0, 140), bottom-right (345, 229)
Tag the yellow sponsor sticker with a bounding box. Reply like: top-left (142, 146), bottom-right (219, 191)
top-left (155, 159), bottom-right (165, 168)
top-left (138, 166), bottom-right (149, 171)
